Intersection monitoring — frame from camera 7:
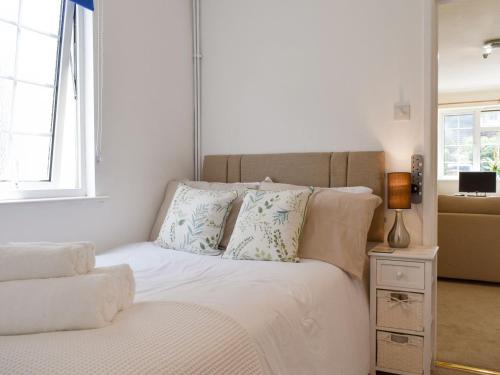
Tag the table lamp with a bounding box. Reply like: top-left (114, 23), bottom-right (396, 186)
top-left (387, 172), bottom-right (411, 248)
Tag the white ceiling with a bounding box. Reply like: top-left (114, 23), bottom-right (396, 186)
top-left (439, 0), bottom-right (500, 93)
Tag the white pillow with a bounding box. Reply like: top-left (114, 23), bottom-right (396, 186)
top-left (156, 183), bottom-right (237, 255)
top-left (260, 180), bottom-right (373, 194)
top-left (223, 188), bottom-right (312, 262)
top-left (331, 186), bottom-right (373, 194)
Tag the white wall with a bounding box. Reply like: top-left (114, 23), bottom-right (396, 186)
top-left (0, 0), bottom-right (194, 252)
top-left (201, 0), bottom-right (432, 245)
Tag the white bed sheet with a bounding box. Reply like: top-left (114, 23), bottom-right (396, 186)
top-left (97, 242), bottom-right (370, 375)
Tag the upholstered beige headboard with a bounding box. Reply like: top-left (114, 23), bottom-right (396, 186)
top-left (202, 152), bottom-right (385, 242)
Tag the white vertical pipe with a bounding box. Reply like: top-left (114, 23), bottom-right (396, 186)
top-left (192, 0), bottom-right (197, 179)
top-left (197, 0), bottom-right (202, 180)
top-left (192, 0), bottom-right (202, 180)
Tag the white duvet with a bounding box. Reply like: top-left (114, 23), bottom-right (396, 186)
top-left (102, 242), bottom-right (369, 374)
top-left (1, 242), bottom-right (369, 375)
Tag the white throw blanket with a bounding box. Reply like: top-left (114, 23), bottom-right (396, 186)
top-left (0, 301), bottom-right (263, 375)
top-left (0, 242), bottom-right (95, 282)
top-left (0, 265), bottom-right (135, 335)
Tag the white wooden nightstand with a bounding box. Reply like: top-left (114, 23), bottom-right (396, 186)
top-left (369, 245), bottom-right (438, 375)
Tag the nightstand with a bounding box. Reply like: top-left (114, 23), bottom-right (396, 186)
top-left (369, 245), bottom-right (438, 375)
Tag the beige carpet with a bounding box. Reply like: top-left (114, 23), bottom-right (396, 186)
top-left (437, 279), bottom-right (500, 373)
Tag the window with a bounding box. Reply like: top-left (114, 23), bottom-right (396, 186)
top-left (438, 106), bottom-right (500, 179)
top-left (0, 0), bottom-right (95, 200)
top-left (479, 110), bottom-right (500, 173)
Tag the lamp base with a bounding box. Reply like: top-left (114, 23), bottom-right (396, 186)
top-left (388, 209), bottom-right (410, 248)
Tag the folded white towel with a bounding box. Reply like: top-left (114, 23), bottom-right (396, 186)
top-left (0, 274), bottom-right (118, 335)
top-left (0, 242), bottom-right (95, 282)
top-left (92, 264), bottom-right (135, 311)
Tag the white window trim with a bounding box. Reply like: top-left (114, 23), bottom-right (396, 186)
top-left (78, 4), bottom-right (96, 198)
top-left (0, 3), bottom-right (97, 201)
top-left (438, 105), bottom-right (500, 181)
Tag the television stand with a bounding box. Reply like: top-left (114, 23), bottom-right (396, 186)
top-left (466, 192), bottom-right (487, 197)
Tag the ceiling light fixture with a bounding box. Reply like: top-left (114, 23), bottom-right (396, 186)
top-left (483, 39), bottom-right (500, 59)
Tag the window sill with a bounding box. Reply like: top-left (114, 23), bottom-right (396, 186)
top-left (0, 195), bottom-right (108, 205)
top-left (438, 178), bottom-right (458, 182)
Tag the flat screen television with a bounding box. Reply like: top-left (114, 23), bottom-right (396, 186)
top-left (458, 172), bottom-right (496, 193)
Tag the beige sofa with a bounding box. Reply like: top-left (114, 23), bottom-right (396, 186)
top-left (438, 195), bottom-right (500, 283)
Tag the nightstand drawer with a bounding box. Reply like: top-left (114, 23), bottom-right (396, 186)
top-left (376, 260), bottom-right (425, 289)
top-left (377, 290), bottom-right (424, 331)
top-left (377, 331), bottom-right (424, 374)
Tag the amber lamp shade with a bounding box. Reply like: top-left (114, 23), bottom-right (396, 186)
top-left (387, 172), bottom-right (411, 209)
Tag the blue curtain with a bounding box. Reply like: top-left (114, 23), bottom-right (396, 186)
top-left (69, 0), bottom-right (94, 11)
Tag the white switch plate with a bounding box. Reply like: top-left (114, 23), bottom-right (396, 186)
top-left (394, 103), bottom-right (411, 120)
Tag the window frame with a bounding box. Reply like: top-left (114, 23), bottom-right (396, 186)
top-left (0, 2), bottom-right (96, 201)
top-left (438, 105), bottom-right (500, 180)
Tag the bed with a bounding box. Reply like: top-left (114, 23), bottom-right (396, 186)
top-left (0, 151), bottom-right (385, 375)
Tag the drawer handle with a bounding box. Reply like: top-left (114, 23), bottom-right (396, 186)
top-left (390, 292), bottom-right (408, 302)
top-left (379, 334), bottom-right (421, 348)
top-left (388, 293), bottom-right (412, 310)
top-left (396, 271), bottom-right (404, 280)
top-left (391, 334), bottom-right (409, 344)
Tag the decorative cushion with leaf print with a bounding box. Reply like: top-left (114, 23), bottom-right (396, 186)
top-left (223, 188), bottom-right (313, 262)
top-left (156, 184), bottom-right (238, 255)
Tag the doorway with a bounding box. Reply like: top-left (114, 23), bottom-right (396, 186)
top-left (435, 1), bottom-right (500, 374)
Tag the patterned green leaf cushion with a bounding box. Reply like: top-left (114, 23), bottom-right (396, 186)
top-left (223, 189), bottom-right (312, 262)
top-left (156, 184), bottom-right (238, 255)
